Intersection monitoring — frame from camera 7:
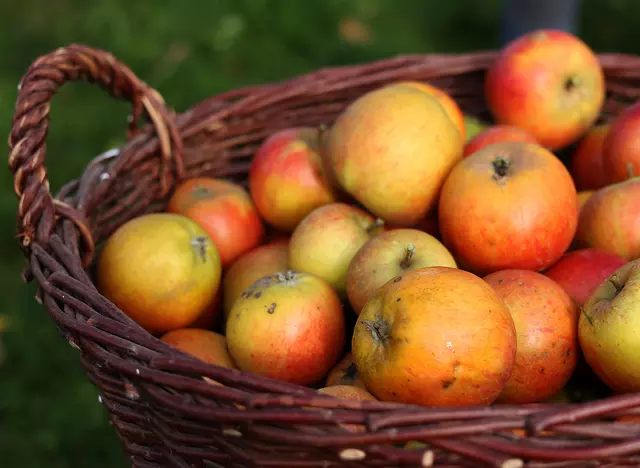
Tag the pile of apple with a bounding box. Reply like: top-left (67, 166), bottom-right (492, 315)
top-left (96, 29), bottom-right (640, 410)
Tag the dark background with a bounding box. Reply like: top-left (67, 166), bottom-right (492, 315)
top-left (2, 1), bottom-right (640, 467)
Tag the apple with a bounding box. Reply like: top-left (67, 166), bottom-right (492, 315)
top-left (352, 266), bottom-right (517, 407)
top-left (571, 123), bottom-right (611, 190)
top-left (345, 228), bottom-right (457, 314)
top-left (97, 213), bottom-right (222, 334)
top-left (161, 328), bottom-right (236, 370)
top-left (463, 125), bottom-right (538, 158)
top-left (603, 101), bottom-right (640, 184)
top-left (396, 80), bottom-right (466, 141)
top-left (579, 259), bottom-right (640, 393)
top-left (485, 29), bottom-right (605, 151)
top-left (167, 177), bottom-right (263, 267)
top-left (222, 239), bottom-right (289, 321)
top-left (289, 203), bottom-right (385, 296)
top-left (574, 177), bottom-right (640, 260)
top-left (544, 248), bottom-right (628, 306)
top-left (438, 141), bottom-right (578, 275)
top-left (484, 269), bottom-right (578, 404)
top-left (326, 83), bottom-right (463, 226)
top-left (249, 127), bottom-right (338, 232)
top-left (226, 270), bottom-right (345, 386)
top-left (325, 352), bottom-right (366, 389)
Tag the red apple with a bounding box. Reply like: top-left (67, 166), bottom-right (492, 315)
top-left (249, 127), bottom-right (338, 232)
top-left (289, 203), bottom-right (385, 296)
top-left (544, 248), bottom-right (628, 306)
top-left (484, 269), bottom-right (578, 404)
top-left (346, 228), bottom-right (457, 314)
top-left (226, 271), bottom-right (345, 386)
top-left (438, 141), bottom-right (578, 275)
top-left (463, 125), bottom-right (538, 158)
top-left (571, 123), bottom-right (611, 190)
top-left (603, 102), bottom-right (640, 184)
top-left (574, 177), bottom-right (640, 260)
top-left (167, 178), bottom-right (264, 267)
top-left (485, 29), bottom-right (605, 151)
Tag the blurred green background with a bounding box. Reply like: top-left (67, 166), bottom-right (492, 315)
top-left (2, 1), bottom-right (640, 467)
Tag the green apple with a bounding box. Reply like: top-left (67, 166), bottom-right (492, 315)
top-left (578, 259), bottom-right (640, 393)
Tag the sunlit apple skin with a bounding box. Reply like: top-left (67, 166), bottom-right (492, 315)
top-left (439, 141), bottom-right (578, 275)
top-left (352, 266), bottom-right (517, 407)
top-left (485, 29), bottom-right (605, 151)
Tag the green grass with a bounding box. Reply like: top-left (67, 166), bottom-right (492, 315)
top-left (2, 1), bottom-right (640, 467)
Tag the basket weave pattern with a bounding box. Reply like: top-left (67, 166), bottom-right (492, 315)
top-left (9, 44), bottom-right (640, 468)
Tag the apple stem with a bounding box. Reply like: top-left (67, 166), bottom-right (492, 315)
top-left (191, 236), bottom-right (208, 262)
top-left (362, 319), bottom-right (390, 343)
top-left (609, 274), bottom-right (624, 294)
top-left (367, 218), bottom-right (385, 234)
top-left (627, 162), bottom-right (636, 179)
top-left (492, 157), bottom-right (510, 179)
top-left (400, 243), bottom-right (416, 269)
top-left (275, 270), bottom-right (298, 284)
top-left (564, 75), bottom-right (581, 92)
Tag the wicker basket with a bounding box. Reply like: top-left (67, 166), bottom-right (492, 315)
top-left (9, 44), bottom-right (640, 468)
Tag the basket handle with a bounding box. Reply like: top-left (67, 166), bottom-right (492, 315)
top-left (8, 44), bottom-right (184, 265)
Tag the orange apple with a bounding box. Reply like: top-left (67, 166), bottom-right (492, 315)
top-left (289, 203), bottom-right (385, 296)
top-left (326, 83), bottom-right (463, 226)
top-left (484, 269), bottom-right (578, 404)
top-left (346, 228), bottom-right (457, 314)
top-left (167, 177), bottom-right (264, 267)
top-left (485, 29), bottom-right (605, 150)
top-left (161, 328), bottom-right (236, 369)
top-left (226, 271), bottom-right (346, 386)
top-left (571, 123), bottom-right (611, 190)
top-left (249, 127), bottom-right (338, 232)
top-left (439, 141), bottom-right (578, 275)
top-left (463, 125), bottom-right (538, 158)
top-left (352, 266), bottom-right (517, 407)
